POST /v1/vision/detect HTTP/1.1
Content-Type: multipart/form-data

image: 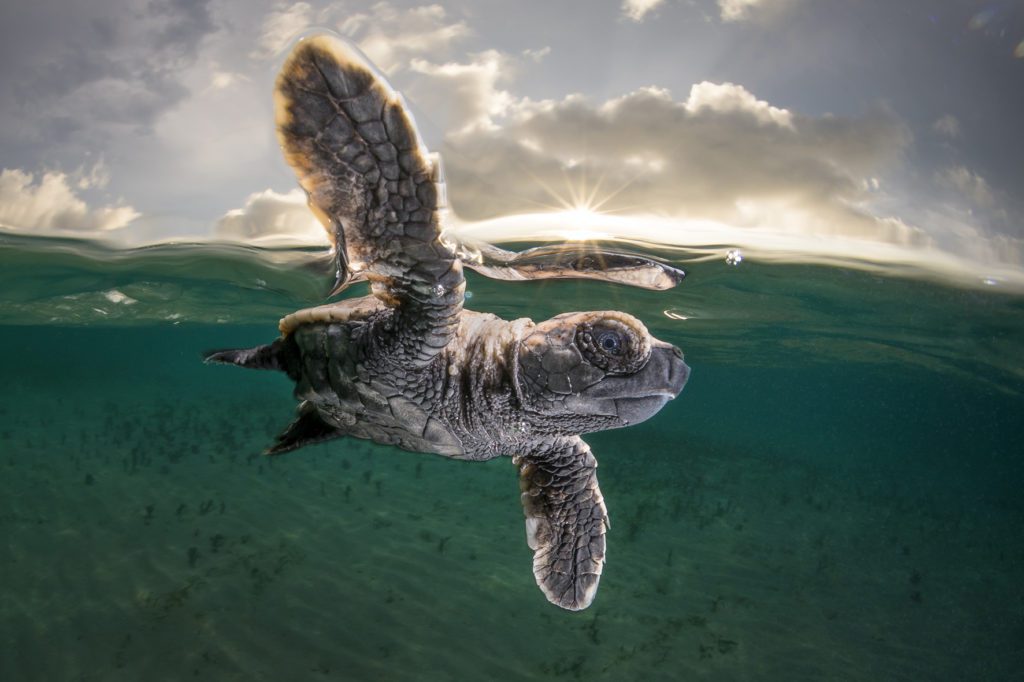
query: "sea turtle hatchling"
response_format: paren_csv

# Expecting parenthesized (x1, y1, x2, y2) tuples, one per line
(205, 35, 690, 610)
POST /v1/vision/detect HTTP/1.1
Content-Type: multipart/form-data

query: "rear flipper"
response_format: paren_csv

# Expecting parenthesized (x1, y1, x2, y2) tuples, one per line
(265, 401, 344, 455)
(516, 437, 609, 611)
(204, 342, 340, 455)
(202, 338, 299, 380)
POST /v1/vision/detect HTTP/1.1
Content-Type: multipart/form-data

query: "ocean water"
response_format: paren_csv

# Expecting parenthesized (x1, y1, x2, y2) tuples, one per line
(2, 233, 1022, 681)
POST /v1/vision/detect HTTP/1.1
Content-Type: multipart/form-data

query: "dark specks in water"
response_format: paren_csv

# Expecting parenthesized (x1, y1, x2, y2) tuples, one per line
(0, 252, 1021, 680)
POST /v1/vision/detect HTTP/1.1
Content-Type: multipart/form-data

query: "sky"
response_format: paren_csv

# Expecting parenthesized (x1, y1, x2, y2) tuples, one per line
(0, 0, 1022, 285)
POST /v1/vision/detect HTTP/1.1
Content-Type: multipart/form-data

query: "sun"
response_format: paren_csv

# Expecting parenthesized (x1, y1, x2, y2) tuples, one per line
(557, 205, 612, 241)
(522, 163, 647, 242)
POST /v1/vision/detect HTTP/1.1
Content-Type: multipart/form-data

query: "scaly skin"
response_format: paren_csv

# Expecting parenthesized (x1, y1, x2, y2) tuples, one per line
(205, 35, 689, 611)
(274, 35, 464, 367)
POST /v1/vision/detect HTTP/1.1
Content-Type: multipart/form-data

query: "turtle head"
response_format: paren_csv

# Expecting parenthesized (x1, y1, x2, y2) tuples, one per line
(515, 311, 689, 432)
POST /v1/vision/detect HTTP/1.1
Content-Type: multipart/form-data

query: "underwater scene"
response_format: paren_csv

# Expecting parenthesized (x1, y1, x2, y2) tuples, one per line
(2, 235, 1022, 680)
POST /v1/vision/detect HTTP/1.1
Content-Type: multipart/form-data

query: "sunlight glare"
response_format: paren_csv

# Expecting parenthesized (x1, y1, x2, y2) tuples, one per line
(559, 206, 612, 241)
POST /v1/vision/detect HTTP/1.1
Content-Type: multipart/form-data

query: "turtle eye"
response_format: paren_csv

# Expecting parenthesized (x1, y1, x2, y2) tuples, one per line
(597, 330, 623, 355)
(576, 319, 648, 374)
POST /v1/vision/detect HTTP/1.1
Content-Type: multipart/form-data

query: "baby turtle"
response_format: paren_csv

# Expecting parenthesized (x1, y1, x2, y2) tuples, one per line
(205, 35, 689, 610)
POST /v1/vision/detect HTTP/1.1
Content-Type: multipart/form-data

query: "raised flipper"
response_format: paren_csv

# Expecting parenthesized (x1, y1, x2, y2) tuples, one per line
(275, 35, 464, 366)
(515, 437, 609, 611)
(266, 400, 344, 455)
(203, 338, 301, 381)
(464, 241, 685, 291)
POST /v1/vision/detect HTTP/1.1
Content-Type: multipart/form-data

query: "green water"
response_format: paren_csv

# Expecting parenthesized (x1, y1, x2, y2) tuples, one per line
(2, 234, 1023, 680)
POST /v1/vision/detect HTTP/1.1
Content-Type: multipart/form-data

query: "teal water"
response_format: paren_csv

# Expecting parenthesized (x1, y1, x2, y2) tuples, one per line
(2, 234, 1023, 680)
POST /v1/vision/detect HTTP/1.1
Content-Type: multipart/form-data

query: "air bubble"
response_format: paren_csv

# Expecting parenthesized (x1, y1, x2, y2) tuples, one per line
(725, 249, 743, 266)
(431, 284, 446, 297)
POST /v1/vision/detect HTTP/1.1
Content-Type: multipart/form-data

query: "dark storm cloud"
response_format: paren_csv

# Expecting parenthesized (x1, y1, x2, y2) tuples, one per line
(0, 0, 215, 167)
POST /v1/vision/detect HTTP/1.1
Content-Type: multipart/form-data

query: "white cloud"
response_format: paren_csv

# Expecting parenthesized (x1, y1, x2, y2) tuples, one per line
(0, 168, 138, 233)
(684, 81, 794, 128)
(440, 81, 910, 247)
(408, 51, 515, 133)
(718, 0, 798, 22)
(339, 2, 470, 74)
(206, 70, 250, 92)
(253, 2, 314, 59)
(932, 114, 961, 138)
(150, 67, 270, 183)
(522, 47, 552, 63)
(190, 3, 1017, 290)
(622, 0, 666, 22)
(74, 158, 111, 190)
(940, 165, 994, 207)
(215, 188, 326, 244)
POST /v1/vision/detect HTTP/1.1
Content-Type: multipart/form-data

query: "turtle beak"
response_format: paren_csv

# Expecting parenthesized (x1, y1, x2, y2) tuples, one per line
(662, 344, 689, 397)
(609, 345, 688, 425)
(567, 343, 689, 426)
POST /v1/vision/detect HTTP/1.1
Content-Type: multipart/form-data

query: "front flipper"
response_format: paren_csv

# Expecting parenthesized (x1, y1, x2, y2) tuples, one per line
(465, 241, 685, 291)
(515, 437, 609, 611)
(275, 35, 463, 366)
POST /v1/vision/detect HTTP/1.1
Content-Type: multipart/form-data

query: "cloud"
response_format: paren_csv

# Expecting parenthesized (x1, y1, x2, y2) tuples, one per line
(932, 114, 961, 138)
(718, 0, 799, 22)
(684, 81, 794, 128)
(622, 0, 666, 22)
(439, 80, 915, 251)
(0, 168, 138, 233)
(522, 47, 552, 63)
(205, 70, 250, 92)
(338, 2, 470, 74)
(215, 188, 326, 244)
(204, 31, 1020, 287)
(74, 158, 111, 190)
(408, 51, 515, 133)
(0, 0, 216, 161)
(250, 2, 471, 72)
(939, 166, 994, 208)
(212, 79, 924, 254)
(252, 2, 314, 59)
